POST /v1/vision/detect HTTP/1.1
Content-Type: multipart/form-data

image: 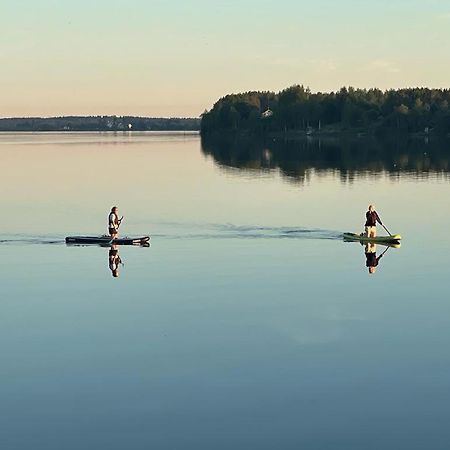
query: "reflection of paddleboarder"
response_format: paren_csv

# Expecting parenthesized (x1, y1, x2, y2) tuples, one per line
(365, 243, 381, 274)
(364, 243, 390, 275)
(108, 206, 123, 239)
(109, 244, 122, 278)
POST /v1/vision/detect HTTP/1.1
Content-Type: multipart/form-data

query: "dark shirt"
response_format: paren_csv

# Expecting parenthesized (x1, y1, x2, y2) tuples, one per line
(366, 252, 382, 267)
(365, 210, 382, 227)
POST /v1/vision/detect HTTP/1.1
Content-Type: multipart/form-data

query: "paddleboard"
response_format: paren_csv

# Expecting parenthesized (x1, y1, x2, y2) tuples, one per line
(343, 232, 401, 244)
(65, 235, 150, 245)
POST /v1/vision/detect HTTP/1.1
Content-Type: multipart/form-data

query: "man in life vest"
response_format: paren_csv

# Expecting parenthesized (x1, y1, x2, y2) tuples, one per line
(108, 206, 123, 239)
(364, 204, 383, 238)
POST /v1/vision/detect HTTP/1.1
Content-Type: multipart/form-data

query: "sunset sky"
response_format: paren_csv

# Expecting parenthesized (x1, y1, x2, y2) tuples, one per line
(1, 0, 449, 117)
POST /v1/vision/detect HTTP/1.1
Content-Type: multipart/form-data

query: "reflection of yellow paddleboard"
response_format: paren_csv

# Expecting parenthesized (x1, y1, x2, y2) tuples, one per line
(366, 241, 401, 249)
(343, 232, 402, 244)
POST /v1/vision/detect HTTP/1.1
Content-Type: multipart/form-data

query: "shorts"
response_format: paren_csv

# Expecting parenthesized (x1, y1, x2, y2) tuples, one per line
(365, 226, 376, 236)
(109, 227, 118, 234)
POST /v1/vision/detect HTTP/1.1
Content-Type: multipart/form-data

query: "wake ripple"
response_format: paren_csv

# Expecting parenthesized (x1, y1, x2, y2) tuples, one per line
(0, 235, 65, 245)
(0, 225, 343, 245)
(152, 223, 342, 241)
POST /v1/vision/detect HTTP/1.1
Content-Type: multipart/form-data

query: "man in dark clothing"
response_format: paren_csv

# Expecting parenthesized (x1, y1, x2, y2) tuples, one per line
(365, 204, 383, 237)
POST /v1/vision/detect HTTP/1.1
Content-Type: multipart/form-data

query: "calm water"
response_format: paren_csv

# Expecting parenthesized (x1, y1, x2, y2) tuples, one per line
(1, 132, 450, 449)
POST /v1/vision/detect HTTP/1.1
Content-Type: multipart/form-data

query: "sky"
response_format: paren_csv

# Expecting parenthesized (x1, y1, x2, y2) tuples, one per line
(1, 0, 449, 117)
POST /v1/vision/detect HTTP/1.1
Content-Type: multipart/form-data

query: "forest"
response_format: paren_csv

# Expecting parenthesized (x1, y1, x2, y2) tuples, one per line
(200, 86, 450, 135)
(0, 116, 200, 132)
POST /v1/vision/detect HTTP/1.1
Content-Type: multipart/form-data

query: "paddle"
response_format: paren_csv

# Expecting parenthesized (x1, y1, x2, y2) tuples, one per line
(379, 245, 391, 258)
(381, 223, 393, 236)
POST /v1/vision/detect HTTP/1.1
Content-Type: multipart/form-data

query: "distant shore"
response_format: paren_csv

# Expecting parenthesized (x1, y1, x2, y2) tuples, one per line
(0, 116, 200, 132)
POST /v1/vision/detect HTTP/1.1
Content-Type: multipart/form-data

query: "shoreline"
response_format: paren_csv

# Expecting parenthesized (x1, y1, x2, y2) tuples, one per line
(201, 129, 450, 140)
(0, 130, 200, 134)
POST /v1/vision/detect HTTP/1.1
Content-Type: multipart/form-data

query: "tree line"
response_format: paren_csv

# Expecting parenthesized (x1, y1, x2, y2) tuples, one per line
(201, 86, 450, 135)
(0, 116, 200, 132)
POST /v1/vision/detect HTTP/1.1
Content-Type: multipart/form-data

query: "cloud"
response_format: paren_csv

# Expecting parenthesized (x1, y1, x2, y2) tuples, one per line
(309, 59, 337, 72)
(361, 59, 400, 74)
(267, 57, 304, 68)
(258, 57, 337, 72)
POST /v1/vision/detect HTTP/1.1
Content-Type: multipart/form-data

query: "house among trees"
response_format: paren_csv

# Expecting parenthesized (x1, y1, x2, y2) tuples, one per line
(261, 108, 273, 118)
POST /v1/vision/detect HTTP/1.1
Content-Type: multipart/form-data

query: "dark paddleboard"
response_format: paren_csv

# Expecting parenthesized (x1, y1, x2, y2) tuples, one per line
(65, 235, 150, 245)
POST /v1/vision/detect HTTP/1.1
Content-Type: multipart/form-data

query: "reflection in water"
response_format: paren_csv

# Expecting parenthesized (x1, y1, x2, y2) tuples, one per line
(201, 133, 450, 182)
(364, 243, 395, 275)
(365, 243, 381, 274)
(108, 244, 123, 278)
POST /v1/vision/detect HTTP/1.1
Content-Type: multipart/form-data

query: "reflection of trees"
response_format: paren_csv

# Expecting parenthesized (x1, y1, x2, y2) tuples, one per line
(201, 133, 450, 183)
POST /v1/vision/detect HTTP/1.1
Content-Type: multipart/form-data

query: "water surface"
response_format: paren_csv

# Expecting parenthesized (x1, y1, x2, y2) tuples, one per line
(1, 132, 450, 450)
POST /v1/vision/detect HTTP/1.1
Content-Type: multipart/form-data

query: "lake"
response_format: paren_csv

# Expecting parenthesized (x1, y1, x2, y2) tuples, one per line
(1, 132, 450, 449)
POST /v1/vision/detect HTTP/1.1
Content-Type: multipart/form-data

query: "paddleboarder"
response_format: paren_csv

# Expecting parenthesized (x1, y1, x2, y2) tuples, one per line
(364, 204, 383, 238)
(108, 206, 123, 239)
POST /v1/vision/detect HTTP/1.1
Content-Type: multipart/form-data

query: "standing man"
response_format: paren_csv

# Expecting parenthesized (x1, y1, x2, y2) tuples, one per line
(365, 204, 383, 238)
(108, 206, 123, 240)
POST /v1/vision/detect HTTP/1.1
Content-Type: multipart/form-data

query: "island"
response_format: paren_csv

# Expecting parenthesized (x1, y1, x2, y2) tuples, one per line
(201, 85, 450, 136)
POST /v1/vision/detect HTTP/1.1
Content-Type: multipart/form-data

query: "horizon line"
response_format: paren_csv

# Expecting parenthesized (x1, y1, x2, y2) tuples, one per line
(0, 115, 200, 120)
